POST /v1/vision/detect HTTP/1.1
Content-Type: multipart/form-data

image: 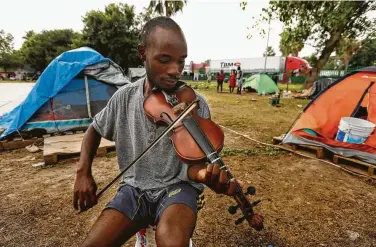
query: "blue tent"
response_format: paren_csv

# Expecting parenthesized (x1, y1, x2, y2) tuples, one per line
(0, 47, 129, 139)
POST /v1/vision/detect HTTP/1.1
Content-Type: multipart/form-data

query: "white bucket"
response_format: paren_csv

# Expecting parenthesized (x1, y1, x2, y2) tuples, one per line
(335, 117, 375, 144)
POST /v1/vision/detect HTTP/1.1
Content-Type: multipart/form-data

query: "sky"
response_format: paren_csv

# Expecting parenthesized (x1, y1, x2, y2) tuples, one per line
(0, 0, 317, 63)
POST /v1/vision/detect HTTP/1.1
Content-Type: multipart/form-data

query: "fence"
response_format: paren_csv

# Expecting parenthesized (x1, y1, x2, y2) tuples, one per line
(182, 66, 368, 82)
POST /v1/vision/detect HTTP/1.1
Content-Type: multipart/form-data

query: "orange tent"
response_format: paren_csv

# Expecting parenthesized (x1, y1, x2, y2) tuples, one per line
(283, 67, 376, 163)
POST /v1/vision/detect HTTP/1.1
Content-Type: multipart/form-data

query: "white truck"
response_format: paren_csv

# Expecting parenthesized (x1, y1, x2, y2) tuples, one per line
(209, 56, 310, 73)
(208, 56, 310, 82)
(208, 57, 286, 73)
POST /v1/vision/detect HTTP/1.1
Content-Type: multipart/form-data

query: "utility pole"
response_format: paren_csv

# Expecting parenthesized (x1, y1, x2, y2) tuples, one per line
(263, 18, 271, 73)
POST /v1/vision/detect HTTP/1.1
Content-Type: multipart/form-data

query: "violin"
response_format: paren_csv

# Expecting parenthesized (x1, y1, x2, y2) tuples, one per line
(143, 81, 264, 230)
(96, 81, 263, 230)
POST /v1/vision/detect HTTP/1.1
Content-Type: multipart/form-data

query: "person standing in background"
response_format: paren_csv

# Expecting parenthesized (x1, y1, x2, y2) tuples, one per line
(216, 70, 224, 93)
(236, 66, 243, 94)
(229, 70, 236, 93)
(207, 71, 212, 83)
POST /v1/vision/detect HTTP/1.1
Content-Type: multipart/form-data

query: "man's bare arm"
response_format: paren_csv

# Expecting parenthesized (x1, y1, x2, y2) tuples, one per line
(76, 125, 102, 175)
(73, 125, 102, 211)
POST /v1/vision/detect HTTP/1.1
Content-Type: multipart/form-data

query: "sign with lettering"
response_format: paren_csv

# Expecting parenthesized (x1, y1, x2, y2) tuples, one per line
(220, 62, 241, 68)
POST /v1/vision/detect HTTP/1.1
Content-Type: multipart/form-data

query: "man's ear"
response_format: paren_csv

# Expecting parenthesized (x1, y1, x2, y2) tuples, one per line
(138, 44, 146, 61)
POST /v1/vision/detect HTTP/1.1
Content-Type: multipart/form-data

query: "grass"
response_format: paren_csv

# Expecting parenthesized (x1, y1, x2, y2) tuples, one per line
(185, 81, 310, 142)
(221, 146, 285, 157)
(184, 80, 305, 93)
(277, 83, 305, 92)
(2, 78, 376, 247)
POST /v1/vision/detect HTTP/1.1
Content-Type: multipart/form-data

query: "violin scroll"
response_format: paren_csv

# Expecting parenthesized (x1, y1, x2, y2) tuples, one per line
(230, 184, 264, 230)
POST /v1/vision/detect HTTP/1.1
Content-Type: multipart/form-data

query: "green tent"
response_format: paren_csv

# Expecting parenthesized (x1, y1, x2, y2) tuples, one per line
(242, 74, 279, 95)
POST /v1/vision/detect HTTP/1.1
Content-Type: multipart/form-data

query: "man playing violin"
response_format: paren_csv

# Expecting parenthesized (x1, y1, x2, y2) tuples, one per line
(73, 16, 237, 247)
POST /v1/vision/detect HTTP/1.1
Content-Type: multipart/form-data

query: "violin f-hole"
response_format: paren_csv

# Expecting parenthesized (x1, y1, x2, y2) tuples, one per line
(160, 112, 174, 124)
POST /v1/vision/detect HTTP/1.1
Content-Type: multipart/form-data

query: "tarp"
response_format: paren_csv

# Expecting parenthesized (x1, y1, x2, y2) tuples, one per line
(0, 47, 128, 138)
(309, 77, 335, 98)
(128, 68, 146, 82)
(242, 74, 279, 95)
(283, 67, 376, 164)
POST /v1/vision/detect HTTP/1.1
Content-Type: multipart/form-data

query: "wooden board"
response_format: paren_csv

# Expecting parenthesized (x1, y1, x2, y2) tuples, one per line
(290, 143, 325, 159)
(333, 155, 376, 178)
(275, 142, 325, 159)
(272, 136, 284, 145)
(43, 133, 115, 164)
(0, 137, 43, 151)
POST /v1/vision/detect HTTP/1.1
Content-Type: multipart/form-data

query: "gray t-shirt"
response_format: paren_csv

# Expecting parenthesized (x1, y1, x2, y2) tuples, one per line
(92, 78, 210, 191)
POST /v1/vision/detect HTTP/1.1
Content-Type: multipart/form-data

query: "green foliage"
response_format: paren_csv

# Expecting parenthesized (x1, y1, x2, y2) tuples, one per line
(336, 38, 361, 71)
(19, 29, 81, 71)
(148, 0, 187, 17)
(263, 46, 276, 57)
(349, 36, 376, 67)
(0, 30, 13, 55)
(321, 56, 337, 70)
(302, 54, 317, 68)
(279, 29, 304, 57)
(81, 3, 143, 71)
(0, 30, 22, 71)
(248, 1, 376, 72)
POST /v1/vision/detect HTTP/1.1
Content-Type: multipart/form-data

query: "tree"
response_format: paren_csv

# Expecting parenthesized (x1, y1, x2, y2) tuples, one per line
(302, 54, 318, 68)
(336, 38, 361, 72)
(249, 1, 376, 82)
(81, 3, 142, 71)
(263, 46, 276, 57)
(349, 36, 376, 67)
(0, 30, 23, 71)
(19, 29, 81, 71)
(148, 0, 187, 17)
(279, 29, 304, 57)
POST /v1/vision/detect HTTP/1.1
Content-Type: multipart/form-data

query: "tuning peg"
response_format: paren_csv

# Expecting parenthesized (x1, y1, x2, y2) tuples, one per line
(235, 216, 246, 225)
(228, 204, 240, 215)
(246, 199, 262, 213)
(245, 186, 256, 195)
(251, 199, 261, 207)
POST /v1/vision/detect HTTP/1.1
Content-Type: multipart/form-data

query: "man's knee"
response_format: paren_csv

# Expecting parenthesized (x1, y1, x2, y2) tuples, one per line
(155, 204, 196, 247)
(156, 223, 192, 247)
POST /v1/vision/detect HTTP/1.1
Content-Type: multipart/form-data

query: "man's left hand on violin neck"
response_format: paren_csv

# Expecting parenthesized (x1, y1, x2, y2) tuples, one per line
(187, 163, 242, 196)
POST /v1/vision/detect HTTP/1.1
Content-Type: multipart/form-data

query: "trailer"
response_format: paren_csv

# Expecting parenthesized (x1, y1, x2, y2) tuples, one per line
(209, 57, 286, 73)
(208, 56, 310, 82)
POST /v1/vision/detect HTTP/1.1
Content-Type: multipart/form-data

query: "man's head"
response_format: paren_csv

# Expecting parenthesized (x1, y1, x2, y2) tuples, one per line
(138, 16, 187, 91)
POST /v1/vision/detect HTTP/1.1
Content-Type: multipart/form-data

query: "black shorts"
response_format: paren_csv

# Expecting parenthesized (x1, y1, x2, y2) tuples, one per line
(105, 183, 200, 226)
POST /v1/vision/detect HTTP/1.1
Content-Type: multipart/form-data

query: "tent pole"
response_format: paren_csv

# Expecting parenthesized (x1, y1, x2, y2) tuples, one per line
(85, 76, 93, 119)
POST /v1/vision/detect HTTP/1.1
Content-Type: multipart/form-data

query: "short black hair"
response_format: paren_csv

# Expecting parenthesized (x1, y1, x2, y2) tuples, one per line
(140, 16, 182, 47)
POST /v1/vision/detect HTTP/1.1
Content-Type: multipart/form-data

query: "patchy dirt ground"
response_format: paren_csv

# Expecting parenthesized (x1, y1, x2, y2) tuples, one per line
(1, 87, 376, 247)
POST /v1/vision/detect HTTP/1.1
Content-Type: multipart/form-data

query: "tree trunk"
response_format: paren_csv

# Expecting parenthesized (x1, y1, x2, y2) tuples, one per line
(309, 28, 345, 85)
(304, 67, 319, 89)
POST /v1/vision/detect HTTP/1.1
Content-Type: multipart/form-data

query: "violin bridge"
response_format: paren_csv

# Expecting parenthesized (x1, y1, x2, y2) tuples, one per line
(172, 102, 190, 114)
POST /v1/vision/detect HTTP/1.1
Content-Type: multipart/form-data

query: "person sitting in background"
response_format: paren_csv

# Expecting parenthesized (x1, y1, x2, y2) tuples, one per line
(229, 70, 236, 93)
